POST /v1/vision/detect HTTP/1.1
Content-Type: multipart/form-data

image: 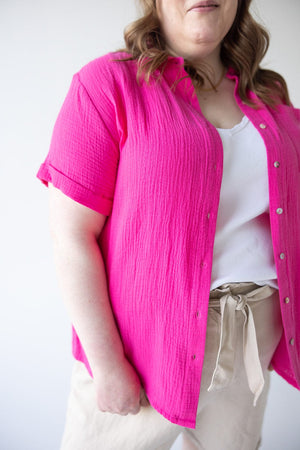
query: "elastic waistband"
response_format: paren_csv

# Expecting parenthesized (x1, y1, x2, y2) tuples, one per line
(209, 282, 277, 304)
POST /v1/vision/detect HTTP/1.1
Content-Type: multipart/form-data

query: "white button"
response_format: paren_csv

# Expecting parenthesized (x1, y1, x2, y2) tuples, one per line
(289, 338, 295, 346)
(284, 297, 290, 304)
(276, 208, 283, 215)
(207, 213, 211, 219)
(274, 161, 280, 168)
(259, 123, 267, 129)
(279, 253, 285, 260)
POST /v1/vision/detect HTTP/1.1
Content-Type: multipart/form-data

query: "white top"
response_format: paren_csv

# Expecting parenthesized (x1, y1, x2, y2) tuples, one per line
(210, 115, 278, 290)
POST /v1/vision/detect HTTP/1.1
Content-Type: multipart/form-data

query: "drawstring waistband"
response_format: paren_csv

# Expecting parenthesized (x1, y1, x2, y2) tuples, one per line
(207, 283, 277, 406)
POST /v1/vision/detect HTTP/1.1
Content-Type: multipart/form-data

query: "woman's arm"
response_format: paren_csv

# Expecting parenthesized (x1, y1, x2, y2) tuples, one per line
(48, 183, 148, 414)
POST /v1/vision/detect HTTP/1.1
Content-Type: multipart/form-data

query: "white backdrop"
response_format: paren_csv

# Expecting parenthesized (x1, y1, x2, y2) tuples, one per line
(1, 1, 299, 449)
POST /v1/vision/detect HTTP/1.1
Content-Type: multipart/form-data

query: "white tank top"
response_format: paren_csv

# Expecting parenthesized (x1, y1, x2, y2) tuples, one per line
(210, 115, 278, 290)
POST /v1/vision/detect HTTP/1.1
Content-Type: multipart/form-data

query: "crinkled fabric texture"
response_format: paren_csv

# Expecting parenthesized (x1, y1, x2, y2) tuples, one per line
(60, 283, 282, 450)
(36, 52, 300, 428)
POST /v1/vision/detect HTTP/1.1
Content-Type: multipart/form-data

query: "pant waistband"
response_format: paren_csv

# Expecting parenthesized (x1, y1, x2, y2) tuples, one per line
(207, 282, 277, 406)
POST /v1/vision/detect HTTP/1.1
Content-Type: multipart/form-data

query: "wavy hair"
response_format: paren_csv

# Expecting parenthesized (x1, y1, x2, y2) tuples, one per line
(116, 0, 291, 109)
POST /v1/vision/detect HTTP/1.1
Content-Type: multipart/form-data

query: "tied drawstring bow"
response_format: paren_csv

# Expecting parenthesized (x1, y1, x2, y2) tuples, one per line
(207, 284, 275, 406)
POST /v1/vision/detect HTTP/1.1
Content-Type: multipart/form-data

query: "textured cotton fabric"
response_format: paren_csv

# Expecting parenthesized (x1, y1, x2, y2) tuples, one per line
(36, 52, 300, 428)
(60, 283, 282, 450)
(212, 116, 278, 290)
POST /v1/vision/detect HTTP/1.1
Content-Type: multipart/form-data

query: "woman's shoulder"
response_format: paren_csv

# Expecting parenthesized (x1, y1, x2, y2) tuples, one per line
(75, 51, 137, 93)
(269, 101, 300, 127)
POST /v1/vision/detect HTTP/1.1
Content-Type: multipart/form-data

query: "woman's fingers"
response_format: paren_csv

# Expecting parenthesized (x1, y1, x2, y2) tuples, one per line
(140, 388, 150, 407)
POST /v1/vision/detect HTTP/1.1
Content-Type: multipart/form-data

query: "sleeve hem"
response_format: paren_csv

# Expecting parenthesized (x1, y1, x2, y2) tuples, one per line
(36, 162, 113, 216)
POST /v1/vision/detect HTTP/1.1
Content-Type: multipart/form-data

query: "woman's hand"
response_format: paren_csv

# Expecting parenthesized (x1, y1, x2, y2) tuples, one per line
(93, 356, 150, 415)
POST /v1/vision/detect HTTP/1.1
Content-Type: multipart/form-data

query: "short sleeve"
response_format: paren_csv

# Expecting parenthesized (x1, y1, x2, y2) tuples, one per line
(36, 73, 120, 216)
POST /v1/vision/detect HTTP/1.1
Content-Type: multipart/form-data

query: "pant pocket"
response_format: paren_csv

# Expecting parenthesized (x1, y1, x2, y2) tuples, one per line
(250, 292, 283, 372)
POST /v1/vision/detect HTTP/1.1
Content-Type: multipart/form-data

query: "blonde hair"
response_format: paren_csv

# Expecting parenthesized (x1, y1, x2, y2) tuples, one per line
(115, 0, 291, 109)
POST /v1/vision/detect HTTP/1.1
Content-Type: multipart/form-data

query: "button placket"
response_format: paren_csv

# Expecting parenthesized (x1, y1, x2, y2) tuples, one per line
(258, 121, 293, 350)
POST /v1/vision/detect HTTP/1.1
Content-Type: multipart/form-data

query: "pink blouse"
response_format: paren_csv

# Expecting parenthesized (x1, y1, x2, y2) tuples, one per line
(36, 52, 300, 428)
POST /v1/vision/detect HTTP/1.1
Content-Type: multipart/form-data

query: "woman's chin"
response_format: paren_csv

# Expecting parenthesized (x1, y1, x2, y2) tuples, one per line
(179, 40, 220, 61)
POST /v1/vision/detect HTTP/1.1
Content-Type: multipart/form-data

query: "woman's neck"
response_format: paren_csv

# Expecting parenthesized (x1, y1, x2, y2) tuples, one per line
(189, 47, 225, 90)
(166, 44, 226, 90)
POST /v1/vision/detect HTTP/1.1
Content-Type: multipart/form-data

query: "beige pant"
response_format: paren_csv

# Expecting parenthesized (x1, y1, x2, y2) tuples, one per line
(60, 283, 283, 450)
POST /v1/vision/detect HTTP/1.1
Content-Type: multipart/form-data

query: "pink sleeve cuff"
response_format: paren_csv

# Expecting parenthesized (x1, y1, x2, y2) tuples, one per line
(36, 162, 113, 216)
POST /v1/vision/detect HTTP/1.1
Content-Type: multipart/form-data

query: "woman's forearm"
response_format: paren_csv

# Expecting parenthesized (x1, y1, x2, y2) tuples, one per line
(51, 233, 125, 376)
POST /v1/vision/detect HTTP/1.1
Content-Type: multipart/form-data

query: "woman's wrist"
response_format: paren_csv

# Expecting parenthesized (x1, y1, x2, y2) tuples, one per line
(91, 349, 129, 380)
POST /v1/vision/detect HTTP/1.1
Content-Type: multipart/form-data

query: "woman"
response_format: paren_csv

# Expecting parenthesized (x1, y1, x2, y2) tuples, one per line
(36, 0, 300, 448)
